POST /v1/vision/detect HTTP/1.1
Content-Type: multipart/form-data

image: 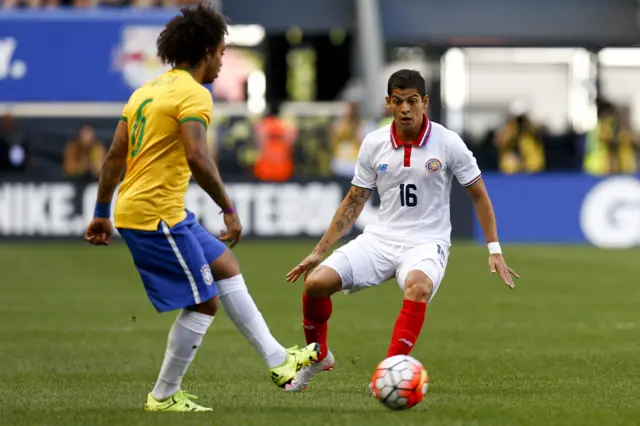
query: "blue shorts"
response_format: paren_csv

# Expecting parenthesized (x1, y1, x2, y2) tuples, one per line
(118, 211, 227, 313)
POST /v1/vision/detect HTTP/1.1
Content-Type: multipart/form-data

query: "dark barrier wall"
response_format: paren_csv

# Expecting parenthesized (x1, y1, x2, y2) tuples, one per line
(478, 173, 640, 248)
(0, 179, 474, 241)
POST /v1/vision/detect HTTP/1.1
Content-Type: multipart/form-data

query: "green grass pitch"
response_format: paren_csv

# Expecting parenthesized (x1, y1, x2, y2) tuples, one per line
(1, 241, 639, 426)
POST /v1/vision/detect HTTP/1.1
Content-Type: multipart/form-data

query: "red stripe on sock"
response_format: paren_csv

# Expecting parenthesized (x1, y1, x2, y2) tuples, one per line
(302, 293, 332, 360)
(386, 299, 427, 357)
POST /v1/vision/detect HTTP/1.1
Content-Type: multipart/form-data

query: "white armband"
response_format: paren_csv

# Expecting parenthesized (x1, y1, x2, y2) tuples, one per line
(487, 242, 502, 255)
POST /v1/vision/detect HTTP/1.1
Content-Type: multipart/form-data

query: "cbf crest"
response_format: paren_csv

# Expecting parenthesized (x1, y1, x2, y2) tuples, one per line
(201, 264, 214, 286)
(426, 158, 442, 174)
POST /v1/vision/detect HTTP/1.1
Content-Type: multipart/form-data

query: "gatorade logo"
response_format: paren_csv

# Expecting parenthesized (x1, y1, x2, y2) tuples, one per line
(580, 176, 640, 248)
(0, 37, 27, 80)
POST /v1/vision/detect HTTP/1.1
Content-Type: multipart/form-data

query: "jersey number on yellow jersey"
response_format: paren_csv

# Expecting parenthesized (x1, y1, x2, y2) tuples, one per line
(130, 98, 153, 158)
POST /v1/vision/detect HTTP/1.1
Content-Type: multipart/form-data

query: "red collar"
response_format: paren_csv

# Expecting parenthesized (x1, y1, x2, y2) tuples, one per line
(390, 114, 432, 149)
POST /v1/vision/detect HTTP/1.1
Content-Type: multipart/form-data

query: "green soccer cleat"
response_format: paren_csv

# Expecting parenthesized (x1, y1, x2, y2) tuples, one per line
(270, 343, 320, 388)
(144, 390, 213, 413)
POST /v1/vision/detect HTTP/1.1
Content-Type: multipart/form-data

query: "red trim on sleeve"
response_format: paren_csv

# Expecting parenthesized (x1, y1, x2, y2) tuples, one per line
(463, 174, 482, 187)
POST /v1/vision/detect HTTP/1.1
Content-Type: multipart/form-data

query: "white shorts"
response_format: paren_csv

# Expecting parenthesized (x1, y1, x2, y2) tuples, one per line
(321, 232, 449, 302)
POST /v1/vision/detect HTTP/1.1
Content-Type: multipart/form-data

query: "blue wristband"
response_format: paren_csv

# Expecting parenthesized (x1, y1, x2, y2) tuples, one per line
(94, 202, 111, 219)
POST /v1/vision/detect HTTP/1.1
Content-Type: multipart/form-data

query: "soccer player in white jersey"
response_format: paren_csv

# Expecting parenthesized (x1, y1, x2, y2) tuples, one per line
(284, 69, 519, 392)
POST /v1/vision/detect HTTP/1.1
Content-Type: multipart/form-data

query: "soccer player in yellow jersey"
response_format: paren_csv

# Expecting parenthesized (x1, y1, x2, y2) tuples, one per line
(83, 4, 318, 413)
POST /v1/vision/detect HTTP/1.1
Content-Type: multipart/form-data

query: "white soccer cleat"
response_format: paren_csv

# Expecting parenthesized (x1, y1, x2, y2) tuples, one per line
(284, 349, 335, 392)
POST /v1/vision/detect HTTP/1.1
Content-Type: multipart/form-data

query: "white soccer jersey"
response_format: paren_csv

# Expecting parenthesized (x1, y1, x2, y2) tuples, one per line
(351, 116, 481, 246)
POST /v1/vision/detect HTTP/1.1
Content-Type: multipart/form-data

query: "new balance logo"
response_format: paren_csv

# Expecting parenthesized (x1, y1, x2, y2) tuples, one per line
(378, 164, 388, 172)
(437, 244, 446, 267)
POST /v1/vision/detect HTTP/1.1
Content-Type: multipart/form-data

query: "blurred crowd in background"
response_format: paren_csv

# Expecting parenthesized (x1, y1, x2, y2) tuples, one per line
(1, 0, 639, 182)
(2, 98, 638, 182)
(0, 0, 637, 250)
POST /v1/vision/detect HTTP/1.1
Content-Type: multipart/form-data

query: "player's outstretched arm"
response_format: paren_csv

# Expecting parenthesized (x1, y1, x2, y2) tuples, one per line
(465, 179, 519, 288)
(181, 121, 242, 247)
(315, 185, 371, 255)
(286, 185, 371, 282)
(85, 120, 129, 246)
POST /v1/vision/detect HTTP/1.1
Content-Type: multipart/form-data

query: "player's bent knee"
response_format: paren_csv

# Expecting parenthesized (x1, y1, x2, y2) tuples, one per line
(210, 249, 241, 281)
(191, 296, 219, 316)
(304, 266, 342, 299)
(404, 270, 433, 302)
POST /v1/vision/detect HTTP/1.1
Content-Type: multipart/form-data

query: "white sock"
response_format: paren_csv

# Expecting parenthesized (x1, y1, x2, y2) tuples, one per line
(216, 274, 287, 368)
(151, 309, 214, 400)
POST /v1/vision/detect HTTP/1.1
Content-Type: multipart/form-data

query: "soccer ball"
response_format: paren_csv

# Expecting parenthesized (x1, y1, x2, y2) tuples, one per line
(370, 355, 429, 410)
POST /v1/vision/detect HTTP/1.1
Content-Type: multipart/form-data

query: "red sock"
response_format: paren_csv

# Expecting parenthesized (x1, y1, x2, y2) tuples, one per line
(302, 293, 332, 361)
(387, 299, 427, 357)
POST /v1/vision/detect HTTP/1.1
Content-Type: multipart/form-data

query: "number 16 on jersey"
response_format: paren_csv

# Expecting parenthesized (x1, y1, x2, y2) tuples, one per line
(399, 184, 418, 207)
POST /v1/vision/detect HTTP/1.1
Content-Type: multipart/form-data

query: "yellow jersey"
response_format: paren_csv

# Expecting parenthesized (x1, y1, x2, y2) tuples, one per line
(115, 69, 213, 231)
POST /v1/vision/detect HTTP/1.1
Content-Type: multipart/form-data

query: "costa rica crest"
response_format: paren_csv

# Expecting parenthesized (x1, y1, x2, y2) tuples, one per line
(426, 158, 442, 173)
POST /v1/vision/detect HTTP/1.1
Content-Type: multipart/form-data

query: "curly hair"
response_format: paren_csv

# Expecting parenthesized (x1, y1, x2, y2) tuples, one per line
(157, 3, 228, 68)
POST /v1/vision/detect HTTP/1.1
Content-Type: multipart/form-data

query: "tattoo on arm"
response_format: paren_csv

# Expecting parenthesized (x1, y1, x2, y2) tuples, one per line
(334, 187, 369, 231)
(97, 156, 124, 202)
(97, 122, 128, 203)
(315, 186, 371, 254)
(182, 122, 233, 210)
